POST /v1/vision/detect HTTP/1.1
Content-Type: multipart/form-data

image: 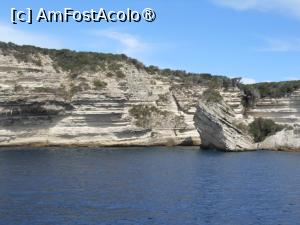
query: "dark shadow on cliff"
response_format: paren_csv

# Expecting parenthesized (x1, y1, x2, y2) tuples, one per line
(0, 100, 73, 132)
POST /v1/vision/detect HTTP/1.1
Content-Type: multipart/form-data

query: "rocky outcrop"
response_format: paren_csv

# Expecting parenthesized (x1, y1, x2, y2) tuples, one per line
(0, 44, 201, 147)
(194, 101, 255, 151)
(246, 90, 300, 125)
(194, 97, 300, 152)
(0, 42, 299, 151)
(244, 90, 300, 151)
(258, 127, 300, 151)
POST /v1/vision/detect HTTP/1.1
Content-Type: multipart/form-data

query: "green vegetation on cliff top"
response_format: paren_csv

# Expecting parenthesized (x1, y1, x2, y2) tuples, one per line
(240, 81, 300, 108)
(0, 42, 237, 90)
(201, 89, 223, 103)
(1, 41, 299, 101)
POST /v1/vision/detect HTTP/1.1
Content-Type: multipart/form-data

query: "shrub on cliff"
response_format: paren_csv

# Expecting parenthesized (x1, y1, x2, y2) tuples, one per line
(106, 72, 114, 77)
(93, 80, 107, 90)
(116, 71, 126, 78)
(0, 41, 146, 72)
(33, 87, 54, 93)
(130, 105, 160, 127)
(241, 80, 300, 106)
(145, 65, 160, 75)
(129, 105, 169, 128)
(248, 118, 285, 142)
(156, 93, 170, 104)
(202, 89, 223, 103)
(241, 85, 261, 108)
(104, 70, 125, 79)
(252, 81, 300, 98)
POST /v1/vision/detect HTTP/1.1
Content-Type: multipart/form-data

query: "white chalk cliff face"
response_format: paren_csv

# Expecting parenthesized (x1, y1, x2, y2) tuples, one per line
(194, 90, 300, 151)
(0, 42, 299, 151)
(194, 101, 255, 151)
(249, 92, 300, 151)
(0, 45, 201, 147)
(246, 90, 300, 125)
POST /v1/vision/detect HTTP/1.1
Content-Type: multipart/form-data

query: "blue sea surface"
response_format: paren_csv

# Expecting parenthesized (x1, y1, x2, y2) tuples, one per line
(0, 147, 300, 225)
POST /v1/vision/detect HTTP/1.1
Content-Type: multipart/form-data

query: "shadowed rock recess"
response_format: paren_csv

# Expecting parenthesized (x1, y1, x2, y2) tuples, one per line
(0, 42, 299, 151)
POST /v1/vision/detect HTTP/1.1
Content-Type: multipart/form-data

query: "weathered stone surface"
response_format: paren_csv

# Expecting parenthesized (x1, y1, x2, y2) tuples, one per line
(194, 101, 255, 151)
(0, 46, 201, 147)
(194, 96, 300, 152)
(246, 90, 300, 125)
(258, 127, 300, 151)
(0, 42, 299, 151)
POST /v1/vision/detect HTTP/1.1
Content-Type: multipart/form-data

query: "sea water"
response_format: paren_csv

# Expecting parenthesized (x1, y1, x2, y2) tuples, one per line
(0, 147, 299, 225)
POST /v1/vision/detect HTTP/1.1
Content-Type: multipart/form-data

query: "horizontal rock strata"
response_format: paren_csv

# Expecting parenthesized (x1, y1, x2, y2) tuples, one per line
(0, 42, 299, 151)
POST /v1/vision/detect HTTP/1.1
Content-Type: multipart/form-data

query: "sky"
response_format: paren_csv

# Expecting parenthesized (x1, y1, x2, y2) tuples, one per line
(1, 0, 300, 83)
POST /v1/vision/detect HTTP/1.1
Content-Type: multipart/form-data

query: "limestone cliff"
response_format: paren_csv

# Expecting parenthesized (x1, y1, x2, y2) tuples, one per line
(194, 90, 300, 151)
(0, 42, 299, 151)
(0, 42, 201, 147)
(194, 101, 255, 151)
(247, 90, 300, 151)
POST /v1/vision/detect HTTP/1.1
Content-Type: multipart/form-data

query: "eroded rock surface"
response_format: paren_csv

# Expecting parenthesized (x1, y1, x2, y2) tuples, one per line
(259, 128, 300, 151)
(0, 44, 201, 147)
(194, 96, 300, 151)
(194, 101, 255, 151)
(0, 42, 299, 151)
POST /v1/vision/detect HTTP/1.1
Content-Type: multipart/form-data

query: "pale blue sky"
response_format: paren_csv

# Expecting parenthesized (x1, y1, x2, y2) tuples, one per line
(1, 0, 300, 83)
